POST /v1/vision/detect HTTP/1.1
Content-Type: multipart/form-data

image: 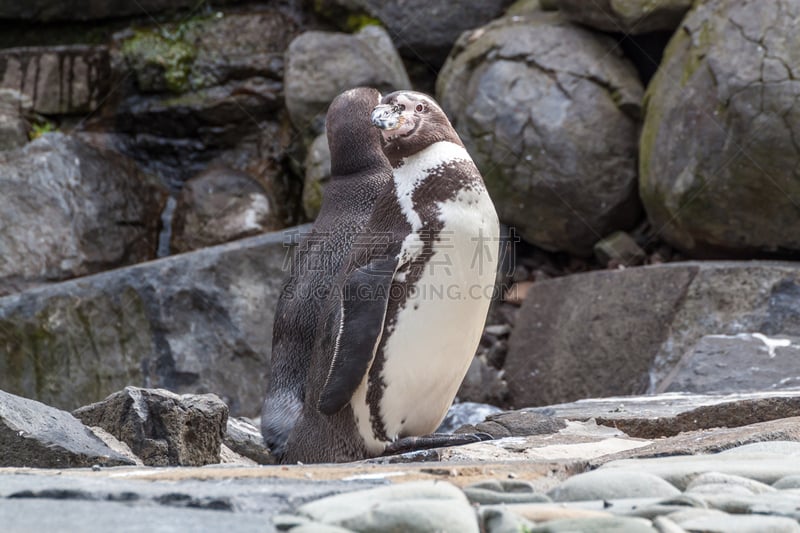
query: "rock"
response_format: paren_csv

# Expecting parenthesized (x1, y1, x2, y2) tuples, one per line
(0, 226, 301, 417)
(87, 426, 144, 466)
(456, 357, 509, 405)
(219, 443, 258, 466)
(555, 0, 693, 34)
(224, 417, 273, 465)
(478, 506, 537, 533)
(504, 262, 800, 408)
(284, 25, 411, 134)
(0, 132, 166, 296)
(0, 0, 238, 21)
(297, 481, 479, 533)
(0, 45, 110, 114)
(467, 410, 567, 439)
(170, 166, 278, 253)
(437, 12, 643, 256)
(662, 333, 800, 393)
(640, 0, 800, 257)
(528, 516, 658, 532)
(317, 0, 516, 66)
(548, 469, 680, 502)
(464, 480, 551, 504)
(437, 402, 503, 433)
(302, 132, 331, 220)
(0, 389, 135, 468)
(0, 89, 30, 150)
(73, 387, 228, 467)
(668, 508, 800, 532)
(686, 472, 776, 495)
(594, 231, 646, 267)
(773, 475, 800, 490)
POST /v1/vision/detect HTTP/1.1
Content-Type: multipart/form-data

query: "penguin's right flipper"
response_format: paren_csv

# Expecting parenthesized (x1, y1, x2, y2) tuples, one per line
(317, 255, 399, 415)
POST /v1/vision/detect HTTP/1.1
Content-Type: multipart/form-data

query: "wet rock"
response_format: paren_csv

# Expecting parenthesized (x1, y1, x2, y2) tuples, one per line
(464, 480, 551, 504)
(73, 387, 228, 466)
(0, 89, 30, 150)
(505, 262, 800, 407)
(437, 402, 502, 433)
(302, 132, 331, 220)
(0, 389, 135, 468)
(0, 227, 298, 417)
(437, 12, 643, 256)
(662, 334, 800, 393)
(296, 481, 479, 533)
(170, 166, 278, 253)
(555, 0, 693, 34)
(0, 45, 110, 114)
(640, 0, 800, 257)
(594, 231, 646, 267)
(284, 25, 411, 134)
(224, 417, 273, 465)
(0, 132, 166, 296)
(548, 469, 680, 502)
(316, 0, 515, 67)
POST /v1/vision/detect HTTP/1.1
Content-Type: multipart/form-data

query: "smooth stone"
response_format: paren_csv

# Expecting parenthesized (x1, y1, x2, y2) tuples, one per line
(652, 516, 688, 533)
(494, 504, 614, 522)
(464, 480, 551, 504)
(291, 524, 355, 533)
(273, 513, 311, 530)
(686, 483, 755, 497)
(548, 469, 680, 502)
(528, 516, 657, 532)
(479, 506, 537, 533)
(669, 508, 800, 533)
(297, 481, 479, 533)
(686, 472, 776, 494)
(773, 475, 800, 489)
(697, 493, 800, 520)
(719, 441, 800, 456)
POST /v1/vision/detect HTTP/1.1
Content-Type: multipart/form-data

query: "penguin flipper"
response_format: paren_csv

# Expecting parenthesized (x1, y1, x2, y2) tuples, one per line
(318, 256, 399, 415)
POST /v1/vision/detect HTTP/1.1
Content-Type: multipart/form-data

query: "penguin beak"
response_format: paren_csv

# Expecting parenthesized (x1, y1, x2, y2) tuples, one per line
(371, 104, 401, 130)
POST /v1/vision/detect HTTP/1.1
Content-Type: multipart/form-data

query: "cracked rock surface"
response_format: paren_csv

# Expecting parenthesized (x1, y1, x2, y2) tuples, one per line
(555, 0, 693, 34)
(640, 0, 800, 258)
(437, 11, 643, 256)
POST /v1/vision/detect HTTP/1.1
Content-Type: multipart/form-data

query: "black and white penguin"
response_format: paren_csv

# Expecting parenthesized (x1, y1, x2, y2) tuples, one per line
(281, 90, 500, 463)
(261, 87, 393, 459)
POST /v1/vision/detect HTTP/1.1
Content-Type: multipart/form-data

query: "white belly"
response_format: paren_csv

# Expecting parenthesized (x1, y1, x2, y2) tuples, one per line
(353, 183, 500, 453)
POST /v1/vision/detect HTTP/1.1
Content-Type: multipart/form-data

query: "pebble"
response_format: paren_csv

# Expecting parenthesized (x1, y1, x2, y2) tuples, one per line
(548, 469, 680, 502)
(463, 480, 551, 504)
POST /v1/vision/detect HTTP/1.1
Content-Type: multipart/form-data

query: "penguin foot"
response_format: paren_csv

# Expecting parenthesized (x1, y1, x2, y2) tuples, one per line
(382, 432, 494, 457)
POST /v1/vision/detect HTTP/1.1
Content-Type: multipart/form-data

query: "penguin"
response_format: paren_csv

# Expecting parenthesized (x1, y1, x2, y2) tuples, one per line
(261, 87, 393, 459)
(281, 90, 500, 463)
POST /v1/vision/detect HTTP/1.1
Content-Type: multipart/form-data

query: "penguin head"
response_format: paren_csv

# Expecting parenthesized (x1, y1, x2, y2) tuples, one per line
(326, 87, 389, 176)
(371, 91, 462, 163)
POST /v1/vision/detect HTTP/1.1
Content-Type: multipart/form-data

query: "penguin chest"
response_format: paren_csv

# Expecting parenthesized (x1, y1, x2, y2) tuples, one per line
(355, 179, 500, 452)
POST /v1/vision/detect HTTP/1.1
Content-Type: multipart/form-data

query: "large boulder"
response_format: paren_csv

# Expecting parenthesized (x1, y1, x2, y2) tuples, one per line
(554, 0, 693, 34)
(284, 25, 411, 134)
(0, 45, 110, 115)
(437, 12, 643, 256)
(170, 166, 279, 253)
(504, 262, 800, 408)
(0, 389, 135, 468)
(0, 89, 30, 151)
(639, 0, 800, 258)
(315, 0, 516, 66)
(73, 387, 228, 466)
(0, 132, 166, 296)
(0, 227, 305, 417)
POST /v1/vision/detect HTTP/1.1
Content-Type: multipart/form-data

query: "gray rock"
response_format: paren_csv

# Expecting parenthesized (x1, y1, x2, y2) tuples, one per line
(0, 0, 239, 21)
(437, 402, 503, 433)
(225, 417, 273, 465)
(170, 166, 278, 253)
(73, 387, 228, 467)
(663, 334, 800, 393)
(528, 516, 657, 532)
(685, 472, 776, 494)
(651, 516, 689, 533)
(594, 231, 646, 267)
(548, 469, 680, 502)
(555, 0, 693, 34)
(0, 88, 30, 150)
(0, 227, 299, 417)
(0, 132, 166, 296)
(479, 506, 537, 533)
(0, 389, 135, 468)
(292, 524, 355, 533)
(317, 0, 515, 66)
(669, 508, 800, 533)
(0, 45, 110, 114)
(87, 426, 144, 466)
(284, 25, 411, 133)
(437, 12, 643, 256)
(504, 262, 800, 408)
(464, 480, 551, 504)
(639, 0, 800, 257)
(466, 410, 567, 439)
(774, 475, 800, 489)
(456, 356, 509, 405)
(297, 481, 479, 533)
(302, 132, 331, 220)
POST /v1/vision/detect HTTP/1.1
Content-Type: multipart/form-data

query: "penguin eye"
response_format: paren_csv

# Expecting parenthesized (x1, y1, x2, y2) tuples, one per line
(415, 103, 424, 112)
(394, 104, 404, 112)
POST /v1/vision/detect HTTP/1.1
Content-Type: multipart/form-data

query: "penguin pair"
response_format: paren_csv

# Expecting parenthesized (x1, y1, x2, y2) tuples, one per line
(263, 87, 500, 463)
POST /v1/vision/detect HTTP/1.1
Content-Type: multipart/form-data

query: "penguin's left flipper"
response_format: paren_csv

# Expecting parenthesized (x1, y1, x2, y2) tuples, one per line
(382, 432, 495, 456)
(317, 255, 400, 416)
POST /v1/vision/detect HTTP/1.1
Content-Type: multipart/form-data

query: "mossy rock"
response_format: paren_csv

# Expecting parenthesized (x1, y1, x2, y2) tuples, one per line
(121, 28, 196, 93)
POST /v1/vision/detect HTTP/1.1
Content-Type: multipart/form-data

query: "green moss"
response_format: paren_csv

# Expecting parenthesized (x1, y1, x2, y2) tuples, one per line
(121, 28, 197, 93)
(344, 13, 382, 32)
(312, 0, 382, 33)
(29, 120, 57, 140)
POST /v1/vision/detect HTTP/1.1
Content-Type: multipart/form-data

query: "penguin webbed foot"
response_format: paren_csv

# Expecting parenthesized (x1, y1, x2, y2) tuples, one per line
(382, 432, 494, 457)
